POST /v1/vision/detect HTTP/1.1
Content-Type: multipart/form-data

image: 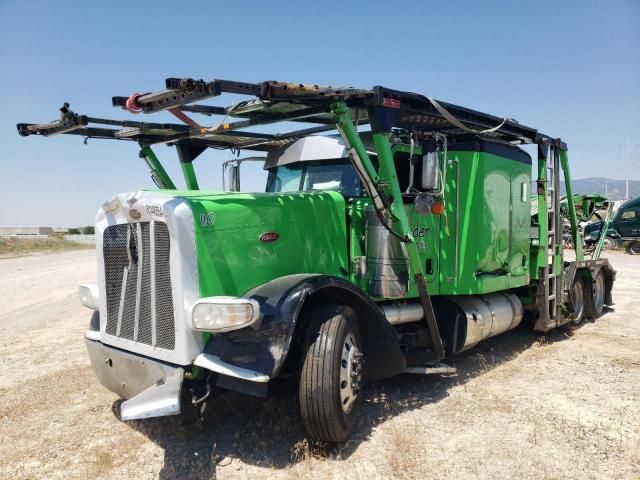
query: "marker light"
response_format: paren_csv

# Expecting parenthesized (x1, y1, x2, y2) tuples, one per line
(78, 282, 100, 310)
(191, 297, 260, 333)
(431, 202, 445, 215)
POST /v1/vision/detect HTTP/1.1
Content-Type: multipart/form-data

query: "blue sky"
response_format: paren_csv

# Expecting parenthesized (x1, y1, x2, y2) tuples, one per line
(1, 0, 638, 226)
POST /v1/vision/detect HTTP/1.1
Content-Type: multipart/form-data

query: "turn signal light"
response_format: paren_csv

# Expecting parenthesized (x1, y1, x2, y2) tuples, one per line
(431, 202, 445, 215)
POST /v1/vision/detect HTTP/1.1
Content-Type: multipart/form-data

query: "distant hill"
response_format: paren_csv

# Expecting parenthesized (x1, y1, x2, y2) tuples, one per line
(559, 177, 640, 200)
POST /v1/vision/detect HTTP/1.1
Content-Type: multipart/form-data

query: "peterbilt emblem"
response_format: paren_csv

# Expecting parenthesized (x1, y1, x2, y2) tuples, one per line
(259, 232, 279, 243)
(200, 212, 216, 227)
(129, 208, 141, 220)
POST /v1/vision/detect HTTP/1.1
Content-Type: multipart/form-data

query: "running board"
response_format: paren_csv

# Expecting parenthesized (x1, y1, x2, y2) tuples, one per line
(403, 363, 456, 375)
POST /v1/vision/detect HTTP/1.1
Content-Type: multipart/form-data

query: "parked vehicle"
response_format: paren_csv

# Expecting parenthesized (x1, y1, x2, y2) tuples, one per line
(584, 196, 640, 254)
(17, 78, 616, 442)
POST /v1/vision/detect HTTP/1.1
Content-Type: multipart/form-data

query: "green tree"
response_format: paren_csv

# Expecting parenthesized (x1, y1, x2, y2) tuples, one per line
(82, 226, 95, 234)
(68, 228, 81, 235)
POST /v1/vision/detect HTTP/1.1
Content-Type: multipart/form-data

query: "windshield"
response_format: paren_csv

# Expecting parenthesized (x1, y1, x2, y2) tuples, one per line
(266, 160, 363, 197)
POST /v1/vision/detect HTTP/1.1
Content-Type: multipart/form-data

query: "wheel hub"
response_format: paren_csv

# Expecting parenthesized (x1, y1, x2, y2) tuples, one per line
(339, 333, 363, 414)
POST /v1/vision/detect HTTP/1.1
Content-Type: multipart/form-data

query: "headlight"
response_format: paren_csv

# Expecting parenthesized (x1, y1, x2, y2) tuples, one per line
(78, 282, 99, 310)
(191, 297, 260, 333)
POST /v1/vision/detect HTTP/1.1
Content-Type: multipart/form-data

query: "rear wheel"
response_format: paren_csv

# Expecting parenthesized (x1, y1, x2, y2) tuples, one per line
(569, 278, 585, 324)
(628, 241, 640, 255)
(584, 271, 605, 320)
(298, 305, 363, 442)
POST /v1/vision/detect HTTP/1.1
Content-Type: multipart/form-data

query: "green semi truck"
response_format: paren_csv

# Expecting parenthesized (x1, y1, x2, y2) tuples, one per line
(18, 78, 616, 442)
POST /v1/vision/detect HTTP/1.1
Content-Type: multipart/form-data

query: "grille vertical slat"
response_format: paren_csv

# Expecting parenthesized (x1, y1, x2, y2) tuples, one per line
(137, 223, 153, 345)
(154, 223, 175, 350)
(119, 262, 138, 340)
(103, 222, 175, 351)
(104, 225, 128, 336)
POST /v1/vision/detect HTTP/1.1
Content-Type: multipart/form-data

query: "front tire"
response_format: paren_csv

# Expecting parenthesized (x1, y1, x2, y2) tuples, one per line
(298, 305, 363, 442)
(602, 237, 616, 250)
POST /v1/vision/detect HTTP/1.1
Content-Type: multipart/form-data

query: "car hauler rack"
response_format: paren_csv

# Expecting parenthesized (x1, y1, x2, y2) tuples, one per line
(17, 77, 615, 442)
(18, 76, 614, 332)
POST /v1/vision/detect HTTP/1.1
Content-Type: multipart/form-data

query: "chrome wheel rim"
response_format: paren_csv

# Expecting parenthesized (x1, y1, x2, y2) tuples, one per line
(571, 281, 584, 323)
(603, 238, 615, 249)
(594, 274, 605, 311)
(339, 333, 362, 414)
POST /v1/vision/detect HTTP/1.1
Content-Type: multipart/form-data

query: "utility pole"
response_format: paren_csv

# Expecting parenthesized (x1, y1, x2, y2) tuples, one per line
(626, 134, 630, 200)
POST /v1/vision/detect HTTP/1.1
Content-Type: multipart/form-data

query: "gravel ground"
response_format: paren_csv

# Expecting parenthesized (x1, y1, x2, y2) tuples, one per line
(0, 249, 638, 479)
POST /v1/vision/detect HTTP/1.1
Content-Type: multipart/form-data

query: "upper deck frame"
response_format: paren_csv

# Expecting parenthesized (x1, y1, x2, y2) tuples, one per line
(16, 77, 565, 152)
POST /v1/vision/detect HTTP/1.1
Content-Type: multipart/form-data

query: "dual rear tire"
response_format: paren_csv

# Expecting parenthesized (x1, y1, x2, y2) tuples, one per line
(583, 271, 606, 320)
(570, 270, 606, 323)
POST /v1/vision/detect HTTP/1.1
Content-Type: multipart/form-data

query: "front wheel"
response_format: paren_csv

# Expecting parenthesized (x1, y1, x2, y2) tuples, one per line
(298, 305, 363, 442)
(602, 237, 616, 250)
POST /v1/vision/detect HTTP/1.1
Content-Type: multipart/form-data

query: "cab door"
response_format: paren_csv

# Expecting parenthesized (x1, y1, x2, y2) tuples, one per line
(617, 207, 639, 238)
(509, 169, 531, 277)
(408, 206, 440, 285)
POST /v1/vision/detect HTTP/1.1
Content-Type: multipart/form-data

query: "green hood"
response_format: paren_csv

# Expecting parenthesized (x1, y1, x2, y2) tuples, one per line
(170, 190, 349, 297)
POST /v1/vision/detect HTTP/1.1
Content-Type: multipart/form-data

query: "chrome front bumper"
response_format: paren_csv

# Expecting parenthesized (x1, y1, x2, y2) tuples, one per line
(85, 337, 184, 421)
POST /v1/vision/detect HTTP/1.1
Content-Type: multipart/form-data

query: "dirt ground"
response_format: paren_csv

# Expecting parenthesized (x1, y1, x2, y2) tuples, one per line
(0, 249, 638, 480)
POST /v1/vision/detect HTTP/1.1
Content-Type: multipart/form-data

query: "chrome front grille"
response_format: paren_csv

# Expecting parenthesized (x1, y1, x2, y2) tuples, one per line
(103, 222, 175, 350)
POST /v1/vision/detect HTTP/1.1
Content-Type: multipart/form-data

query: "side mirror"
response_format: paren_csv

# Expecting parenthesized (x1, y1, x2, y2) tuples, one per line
(420, 152, 440, 191)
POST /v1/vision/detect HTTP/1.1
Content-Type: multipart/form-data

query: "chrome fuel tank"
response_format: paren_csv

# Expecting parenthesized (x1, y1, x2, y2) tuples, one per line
(445, 292, 523, 352)
(365, 207, 409, 298)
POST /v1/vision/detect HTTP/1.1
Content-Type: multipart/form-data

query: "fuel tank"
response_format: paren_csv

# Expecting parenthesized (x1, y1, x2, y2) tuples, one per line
(435, 292, 523, 355)
(365, 207, 410, 298)
(382, 292, 523, 356)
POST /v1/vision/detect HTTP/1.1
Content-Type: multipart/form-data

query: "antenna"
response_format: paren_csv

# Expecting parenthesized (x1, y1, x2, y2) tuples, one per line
(625, 133, 630, 200)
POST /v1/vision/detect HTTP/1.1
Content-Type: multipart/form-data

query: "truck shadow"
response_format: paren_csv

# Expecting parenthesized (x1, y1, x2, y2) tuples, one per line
(116, 319, 594, 479)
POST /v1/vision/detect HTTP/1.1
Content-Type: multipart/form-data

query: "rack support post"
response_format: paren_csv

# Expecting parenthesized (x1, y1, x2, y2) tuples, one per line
(139, 143, 176, 190)
(559, 149, 584, 261)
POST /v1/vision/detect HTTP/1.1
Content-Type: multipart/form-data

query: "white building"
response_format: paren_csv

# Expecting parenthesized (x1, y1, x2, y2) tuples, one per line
(0, 226, 54, 236)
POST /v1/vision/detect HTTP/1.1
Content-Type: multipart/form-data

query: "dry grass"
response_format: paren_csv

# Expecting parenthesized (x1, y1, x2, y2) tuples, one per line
(91, 449, 115, 476)
(1, 250, 639, 480)
(385, 423, 425, 479)
(0, 236, 93, 256)
(474, 350, 497, 373)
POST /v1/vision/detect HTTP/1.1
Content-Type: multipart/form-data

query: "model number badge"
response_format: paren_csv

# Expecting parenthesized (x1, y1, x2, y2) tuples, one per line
(259, 232, 279, 243)
(145, 205, 164, 218)
(200, 212, 216, 227)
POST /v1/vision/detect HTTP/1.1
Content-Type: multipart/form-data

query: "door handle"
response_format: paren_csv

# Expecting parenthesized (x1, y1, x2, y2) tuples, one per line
(426, 258, 433, 275)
